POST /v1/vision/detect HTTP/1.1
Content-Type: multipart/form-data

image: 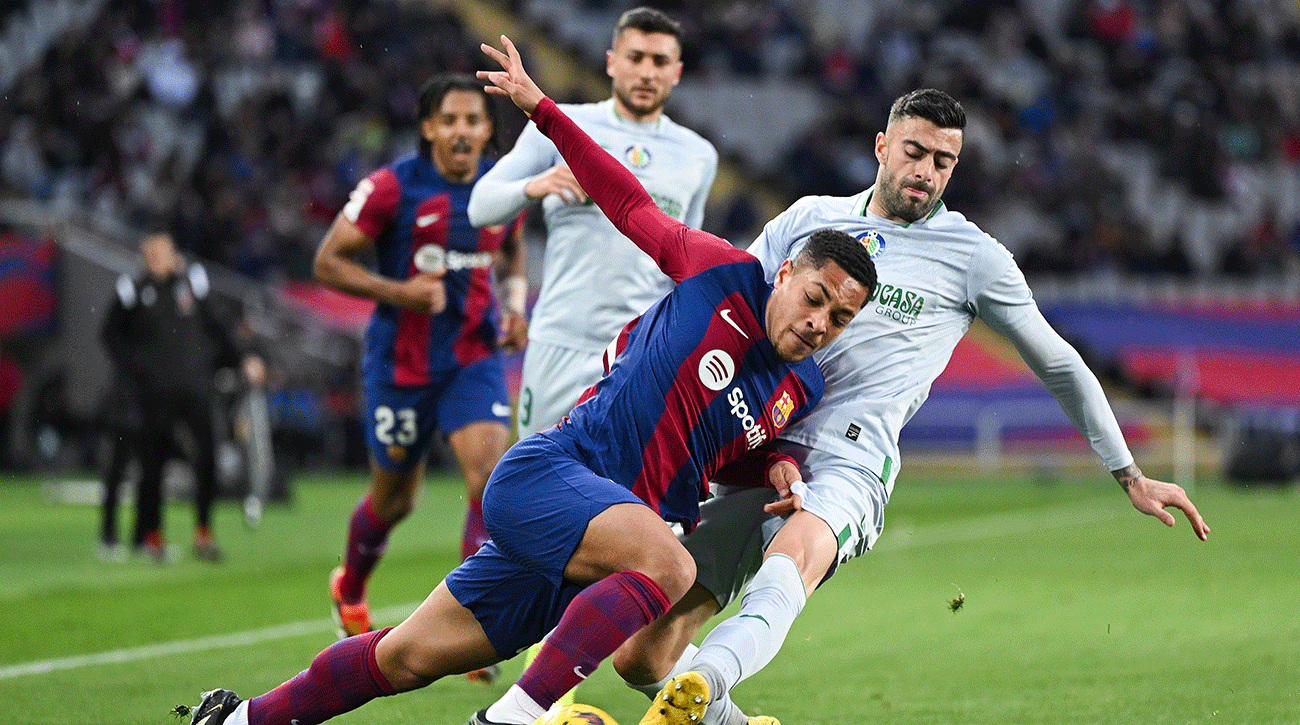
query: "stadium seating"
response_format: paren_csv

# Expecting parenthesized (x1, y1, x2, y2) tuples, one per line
(900, 334, 1150, 458)
(1042, 299, 1300, 406)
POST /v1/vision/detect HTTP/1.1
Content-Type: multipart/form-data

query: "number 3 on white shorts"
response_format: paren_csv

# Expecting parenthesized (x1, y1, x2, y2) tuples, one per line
(374, 405, 417, 446)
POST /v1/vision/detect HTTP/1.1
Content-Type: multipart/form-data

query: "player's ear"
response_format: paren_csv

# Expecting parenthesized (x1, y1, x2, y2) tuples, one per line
(772, 260, 795, 290)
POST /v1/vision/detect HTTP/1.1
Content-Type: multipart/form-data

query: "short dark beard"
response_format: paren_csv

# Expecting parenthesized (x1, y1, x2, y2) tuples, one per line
(877, 176, 938, 223)
(613, 86, 664, 122)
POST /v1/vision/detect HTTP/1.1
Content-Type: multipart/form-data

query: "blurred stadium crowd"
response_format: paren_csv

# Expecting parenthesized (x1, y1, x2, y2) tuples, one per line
(1, 0, 499, 280)
(3, 0, 1299, 280)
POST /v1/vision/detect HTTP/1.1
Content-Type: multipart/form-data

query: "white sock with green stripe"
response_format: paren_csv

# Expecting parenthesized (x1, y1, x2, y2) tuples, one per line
(691, 553, 806, 720)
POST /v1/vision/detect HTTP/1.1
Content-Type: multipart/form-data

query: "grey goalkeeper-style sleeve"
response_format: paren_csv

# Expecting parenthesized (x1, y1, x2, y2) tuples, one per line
(973, 262, 1135, 472)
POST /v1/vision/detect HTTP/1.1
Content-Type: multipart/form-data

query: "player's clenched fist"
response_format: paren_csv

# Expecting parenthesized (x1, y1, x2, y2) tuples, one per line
(399, 273, 446, 315)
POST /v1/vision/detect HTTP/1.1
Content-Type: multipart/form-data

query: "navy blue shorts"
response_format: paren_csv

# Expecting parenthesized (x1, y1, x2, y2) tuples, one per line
(444, 434, 645, 658)
(362, 355, 510, 472)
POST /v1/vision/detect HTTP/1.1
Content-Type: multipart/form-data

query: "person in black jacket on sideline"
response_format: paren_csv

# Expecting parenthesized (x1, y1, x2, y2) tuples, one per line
(100, 230, 264, 561)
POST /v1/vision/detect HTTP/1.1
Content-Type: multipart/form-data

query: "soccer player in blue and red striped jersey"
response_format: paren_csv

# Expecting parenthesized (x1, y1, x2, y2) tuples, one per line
(312, 73, 528, 644)
(177, 39, 875, 725)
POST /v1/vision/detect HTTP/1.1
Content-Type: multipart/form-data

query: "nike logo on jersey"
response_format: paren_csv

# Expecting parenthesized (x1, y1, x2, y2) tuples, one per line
(573, 665, 590, 679)
(719, 308, 748, 338)
(416, 212, 441, 227)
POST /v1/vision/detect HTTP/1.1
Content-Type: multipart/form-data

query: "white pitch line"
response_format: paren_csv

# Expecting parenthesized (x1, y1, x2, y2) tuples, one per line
(0, 604, 417, 681)
(1, 498, 1121, 681)
(874, 498, 1121, 551)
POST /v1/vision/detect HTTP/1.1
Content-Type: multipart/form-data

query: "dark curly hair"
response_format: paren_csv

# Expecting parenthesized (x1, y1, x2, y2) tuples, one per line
(794, 228, 878, 303)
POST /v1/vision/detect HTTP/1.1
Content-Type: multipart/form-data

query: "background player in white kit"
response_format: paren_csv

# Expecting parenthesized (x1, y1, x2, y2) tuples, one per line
(619, 88, 1211, 725)
(467, 6, 717, 440)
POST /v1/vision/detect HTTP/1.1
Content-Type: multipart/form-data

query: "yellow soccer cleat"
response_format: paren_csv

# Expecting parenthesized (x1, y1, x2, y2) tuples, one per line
(637, 672, 709, 725)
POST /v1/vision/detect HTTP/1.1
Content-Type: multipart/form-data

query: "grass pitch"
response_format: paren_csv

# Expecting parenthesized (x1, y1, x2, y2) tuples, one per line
(2, 468, 1297, 724)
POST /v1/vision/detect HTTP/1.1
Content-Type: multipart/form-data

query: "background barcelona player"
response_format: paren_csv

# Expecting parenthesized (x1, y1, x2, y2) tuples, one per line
(311, 73, 527, 658)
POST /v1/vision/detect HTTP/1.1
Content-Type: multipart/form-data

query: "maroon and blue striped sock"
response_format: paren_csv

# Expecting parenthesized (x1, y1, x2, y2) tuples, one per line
(518, 571, 671, 709)
(461, 497, 490, 561)
(248, 627, 397, 725)
(338, 494, 390, 601)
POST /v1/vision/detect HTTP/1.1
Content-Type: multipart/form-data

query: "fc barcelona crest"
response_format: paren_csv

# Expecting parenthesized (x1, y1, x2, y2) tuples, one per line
(772, 391, 794, 429)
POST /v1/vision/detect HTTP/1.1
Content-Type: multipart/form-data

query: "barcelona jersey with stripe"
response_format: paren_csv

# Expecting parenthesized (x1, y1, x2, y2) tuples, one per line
(344, 153, 522, 386)
(541, 260, 821, 528)
(526, 97, 824, 528)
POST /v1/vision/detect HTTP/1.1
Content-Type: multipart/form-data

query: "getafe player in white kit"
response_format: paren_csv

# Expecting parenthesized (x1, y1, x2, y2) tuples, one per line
(622, 88, 1211, 725)
(468, 6, 717, 440)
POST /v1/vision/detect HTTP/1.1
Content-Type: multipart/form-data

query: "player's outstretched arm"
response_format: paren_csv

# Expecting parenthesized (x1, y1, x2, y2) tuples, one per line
(1114, 464, 1210, 541)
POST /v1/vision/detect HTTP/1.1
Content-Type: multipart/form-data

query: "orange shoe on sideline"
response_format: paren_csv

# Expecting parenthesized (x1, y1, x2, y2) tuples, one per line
(329, 566, 372, 639)
(137, 529, 173, 563)
(464, 664, 501, 685)
(193, 527, 223, 562)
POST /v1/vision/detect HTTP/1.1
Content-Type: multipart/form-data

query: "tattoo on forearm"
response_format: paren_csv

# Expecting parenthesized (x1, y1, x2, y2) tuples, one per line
(1113, 464, 1143, 491)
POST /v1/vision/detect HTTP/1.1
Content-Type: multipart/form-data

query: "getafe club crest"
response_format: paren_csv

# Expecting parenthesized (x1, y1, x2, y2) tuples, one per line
(625, 144, 651, 169)
(771, 390, 794, 429)
(858, 230, 886, 259)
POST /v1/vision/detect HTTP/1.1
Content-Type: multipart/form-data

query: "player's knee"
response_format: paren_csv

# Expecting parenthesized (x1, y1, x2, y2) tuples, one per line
(376, 633, 445, 690)
(368, 479, 420, 521)
(372, 497, 416, 523)
(460, 464, 494, 498)
(644, 547, 696, 603)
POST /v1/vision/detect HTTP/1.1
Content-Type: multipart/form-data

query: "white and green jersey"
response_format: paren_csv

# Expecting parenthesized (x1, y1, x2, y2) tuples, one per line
(748, 188, 1133, 494)
(469, 99, 718, 353)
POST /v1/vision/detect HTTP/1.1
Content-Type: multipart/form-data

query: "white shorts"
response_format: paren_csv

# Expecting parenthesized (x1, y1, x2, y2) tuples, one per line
(515, 340, 606, 440)
(684, 441, 889, 609)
